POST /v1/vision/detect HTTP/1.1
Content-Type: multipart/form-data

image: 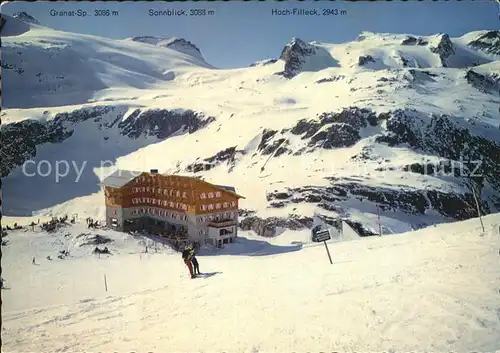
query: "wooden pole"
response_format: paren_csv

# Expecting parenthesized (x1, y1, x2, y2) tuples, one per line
(104, 274, 108, 292)
(471, 184, 485, 233)
(323, 241, 333, 264)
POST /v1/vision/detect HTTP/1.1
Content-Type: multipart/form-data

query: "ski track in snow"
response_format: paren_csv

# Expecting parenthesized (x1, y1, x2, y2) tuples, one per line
(2, 215, 500, 352)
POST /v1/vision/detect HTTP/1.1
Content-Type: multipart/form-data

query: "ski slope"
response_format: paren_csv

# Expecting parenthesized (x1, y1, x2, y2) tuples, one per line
(2, 214, 500, 352)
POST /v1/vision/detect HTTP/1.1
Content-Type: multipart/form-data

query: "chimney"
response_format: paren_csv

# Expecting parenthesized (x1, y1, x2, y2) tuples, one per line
(150, 169, 158, 175)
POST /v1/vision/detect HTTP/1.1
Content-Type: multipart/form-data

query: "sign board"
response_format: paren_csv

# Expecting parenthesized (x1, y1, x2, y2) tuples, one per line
(313, 229, 331, 242)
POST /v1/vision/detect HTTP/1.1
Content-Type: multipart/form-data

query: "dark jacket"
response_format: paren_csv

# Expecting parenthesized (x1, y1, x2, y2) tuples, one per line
(182, 249, 191, 261)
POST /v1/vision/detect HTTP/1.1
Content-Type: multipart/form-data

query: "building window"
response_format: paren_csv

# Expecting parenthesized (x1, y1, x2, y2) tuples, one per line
(169, 201, 175, 207)
(230, 201, 236, 207)
(182, 191, 188, 199)
(142, 187, 146, 192)
(208, 192, 214, 198)
(215, 191, 221, 198)
(223, 202, 229, 208)
(146, 187, 150, 192)
(157, 188, 161, 194)
(176, 191, 181, 198)
(208, 204, 214, 210)
(200, 193, 206, 199)
(215, 203, 221, 209)
(163, 189, 168, 196)
(162, 200, 167, 207)
(152, 199, 157, 205)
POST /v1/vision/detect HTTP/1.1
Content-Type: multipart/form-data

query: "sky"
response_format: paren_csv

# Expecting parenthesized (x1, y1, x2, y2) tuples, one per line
(2, 1, 499, 68)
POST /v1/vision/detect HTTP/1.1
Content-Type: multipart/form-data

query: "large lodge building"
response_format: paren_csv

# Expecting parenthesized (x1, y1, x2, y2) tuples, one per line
(101, 169, 244, 247)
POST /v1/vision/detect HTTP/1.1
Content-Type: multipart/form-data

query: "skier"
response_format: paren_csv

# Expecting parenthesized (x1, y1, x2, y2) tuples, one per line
(187, 244, 201, 275)
(182, 246, 195, 279)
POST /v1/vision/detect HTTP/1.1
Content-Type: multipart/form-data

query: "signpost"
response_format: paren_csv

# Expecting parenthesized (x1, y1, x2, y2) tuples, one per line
(312, 229, 333, 264)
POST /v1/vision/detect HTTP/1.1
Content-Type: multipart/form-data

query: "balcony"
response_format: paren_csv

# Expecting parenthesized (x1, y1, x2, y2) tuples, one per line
(207, 219, 237, 228)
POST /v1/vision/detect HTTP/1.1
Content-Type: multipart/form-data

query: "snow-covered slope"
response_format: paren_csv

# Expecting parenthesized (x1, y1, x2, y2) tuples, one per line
(2, 213, 500, 352)
(2, 14, 500, 236)
(1, 14, 213, 109)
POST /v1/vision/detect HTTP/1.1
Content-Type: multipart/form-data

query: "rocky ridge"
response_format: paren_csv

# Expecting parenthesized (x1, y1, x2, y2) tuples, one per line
(1, 106, 215, 177)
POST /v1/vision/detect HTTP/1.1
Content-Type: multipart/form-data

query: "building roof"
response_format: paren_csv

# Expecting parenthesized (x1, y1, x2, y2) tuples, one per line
(101, 170, 142, 188)
(215, 185, 236, 193)
(101, 169, 245, 198)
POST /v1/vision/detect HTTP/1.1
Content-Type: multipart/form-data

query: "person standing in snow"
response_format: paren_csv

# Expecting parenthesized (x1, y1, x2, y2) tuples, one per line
(187, 244, 201, 275)
(182, 246, 195, 279)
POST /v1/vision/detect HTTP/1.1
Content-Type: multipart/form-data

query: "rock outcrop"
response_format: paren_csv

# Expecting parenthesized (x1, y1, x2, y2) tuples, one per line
(429, 34, 455, 67)
(266, 181, 488, 222)
(290, 107, 379, 149)
(118, 109, 214, 139)
(1, 106, 215, 177)
(465, 68, 500, 94)
(376, 109, 500, 207)
(129, 36, 204, 60)
(468, 31, 500, 56)
(239, 214, 314, 237)
(186, 146, 246, 173)
(1, 120, 70, 177)
(276, 38, 317, 78)
(401, 36, 428, 46)
(13, 12, 39, 24)
(250, 59, 277, 67)
(358, 55, 376, 66)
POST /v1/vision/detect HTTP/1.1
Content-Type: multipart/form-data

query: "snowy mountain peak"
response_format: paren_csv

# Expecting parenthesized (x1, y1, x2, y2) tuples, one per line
(428, 33, 455, 66)
(277, 37, 338, 78)
(128, 36, 204, 60)
(12, 12, 39, 24)
(280, 37, 316, 58)
(1, 13, 34, 37)
(468, 30, 500, 56)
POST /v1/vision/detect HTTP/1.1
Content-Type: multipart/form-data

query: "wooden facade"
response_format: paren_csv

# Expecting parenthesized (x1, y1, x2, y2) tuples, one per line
(105, 172, 242, 215)
(102, 170, 244, 246)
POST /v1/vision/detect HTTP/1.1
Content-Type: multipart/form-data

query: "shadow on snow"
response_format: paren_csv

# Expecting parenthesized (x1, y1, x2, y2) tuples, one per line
(198, 236, 303, 257)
